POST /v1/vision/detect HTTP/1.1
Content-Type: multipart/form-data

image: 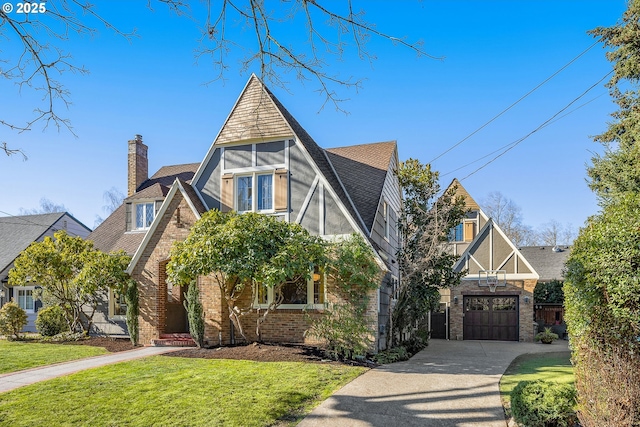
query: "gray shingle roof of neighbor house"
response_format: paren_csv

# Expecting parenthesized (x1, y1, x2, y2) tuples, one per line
(88, 163, 200, 255)
(326, 141, 396, 233)
(0, 212, 92, 277)
(518, 246, 571, 281)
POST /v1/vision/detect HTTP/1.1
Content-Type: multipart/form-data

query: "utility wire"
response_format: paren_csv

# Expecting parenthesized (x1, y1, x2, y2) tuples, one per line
(459, 71, 613, 182)
(441, 92, 607, 178)
(429, 41, 600, 164)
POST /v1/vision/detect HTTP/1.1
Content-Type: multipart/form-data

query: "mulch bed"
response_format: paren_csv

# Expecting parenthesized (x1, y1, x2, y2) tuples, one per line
(59, 337, 374, 367)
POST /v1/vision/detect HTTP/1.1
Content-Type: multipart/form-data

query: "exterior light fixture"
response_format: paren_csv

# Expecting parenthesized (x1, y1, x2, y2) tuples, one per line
(454, 296, 458, 304)
(524, 296, 530, 304)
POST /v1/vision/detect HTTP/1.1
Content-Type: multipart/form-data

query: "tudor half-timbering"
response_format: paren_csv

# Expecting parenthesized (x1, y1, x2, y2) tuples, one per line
(439, 180, 539, 342)
(91, 75, 401, 350)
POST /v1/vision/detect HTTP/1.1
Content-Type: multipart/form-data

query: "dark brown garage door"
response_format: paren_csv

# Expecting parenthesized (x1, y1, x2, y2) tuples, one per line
(463, 296, 518, 341)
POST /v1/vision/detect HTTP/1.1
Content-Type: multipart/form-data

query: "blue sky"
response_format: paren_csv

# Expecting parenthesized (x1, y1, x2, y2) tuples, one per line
(0, 0, 628, 232)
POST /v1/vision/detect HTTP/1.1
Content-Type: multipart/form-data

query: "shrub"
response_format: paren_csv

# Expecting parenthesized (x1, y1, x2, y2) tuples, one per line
(123, 280, 139, 346)
(0, 301, 28, 339)
(535, 327, 559, 344)
(183, 280, 205, 348)
(35, 305, 67, 336)
(511, 380, 577, 427)
(307, 303, 373, 360)
(372, 346, 409, 364)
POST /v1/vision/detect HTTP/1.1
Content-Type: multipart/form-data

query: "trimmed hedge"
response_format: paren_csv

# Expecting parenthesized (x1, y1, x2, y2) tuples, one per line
(511, 380, 577, 427)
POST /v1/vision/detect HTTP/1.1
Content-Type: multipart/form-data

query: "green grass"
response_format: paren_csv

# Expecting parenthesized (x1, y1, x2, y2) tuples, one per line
(500, 351, 574, 409)
(0, 356, 365, 427)
(0, 340, 109, 374)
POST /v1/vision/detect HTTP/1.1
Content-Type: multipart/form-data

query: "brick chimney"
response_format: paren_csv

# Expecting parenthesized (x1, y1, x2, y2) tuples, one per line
(128, 134, 148, 196)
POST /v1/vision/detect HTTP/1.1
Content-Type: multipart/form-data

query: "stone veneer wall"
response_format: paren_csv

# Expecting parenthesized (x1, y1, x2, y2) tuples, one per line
(449, 279, 537, 342)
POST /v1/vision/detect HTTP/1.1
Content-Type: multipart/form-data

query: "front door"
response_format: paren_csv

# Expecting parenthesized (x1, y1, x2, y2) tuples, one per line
(463, 296, 518, 341)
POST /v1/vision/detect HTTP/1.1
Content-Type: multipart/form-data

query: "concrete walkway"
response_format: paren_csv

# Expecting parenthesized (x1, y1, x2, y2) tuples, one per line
(298, 339, 570, 427)
(0, 346, 182, 393)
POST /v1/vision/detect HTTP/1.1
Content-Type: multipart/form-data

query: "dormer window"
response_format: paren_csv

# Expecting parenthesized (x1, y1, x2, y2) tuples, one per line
(135, 202, 155, 230)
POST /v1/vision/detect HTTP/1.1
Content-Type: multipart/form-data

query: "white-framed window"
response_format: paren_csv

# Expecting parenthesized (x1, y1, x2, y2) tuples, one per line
(135, 202, 155, 230)
(255, 266, 325, 309)
(14, 286, 35, 313)
(236, 172, 274, 213)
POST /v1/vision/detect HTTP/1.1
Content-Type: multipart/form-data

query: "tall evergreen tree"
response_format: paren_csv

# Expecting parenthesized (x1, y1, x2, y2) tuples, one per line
(587, 0, 640, 205)
(564, 2, 640, 425)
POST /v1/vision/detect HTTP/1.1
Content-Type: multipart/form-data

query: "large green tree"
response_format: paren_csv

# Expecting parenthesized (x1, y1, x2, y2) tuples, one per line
(587, 0, 640, 205)
(393, 159, 466, 344)
(8, 230, 132, 333)
(167, 210, 326, 342)
(564, 2, 640, 425)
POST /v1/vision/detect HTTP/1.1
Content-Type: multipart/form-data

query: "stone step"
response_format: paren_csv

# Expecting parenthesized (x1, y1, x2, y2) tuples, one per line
(151, 333, 196, 347)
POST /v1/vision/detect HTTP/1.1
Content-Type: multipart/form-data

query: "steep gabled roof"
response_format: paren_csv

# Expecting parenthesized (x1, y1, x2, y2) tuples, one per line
(454, 218, 539, 280)
(0, 212, 66, 274)
(193, 74, 369, 237)
(126, 179, 205, 273)
(138, 163, 199, 192)
(89, 163, 200, 255)
(445, 178, 488, 221)
(518, 246, 570, 281)
(326, 141, 396, 232)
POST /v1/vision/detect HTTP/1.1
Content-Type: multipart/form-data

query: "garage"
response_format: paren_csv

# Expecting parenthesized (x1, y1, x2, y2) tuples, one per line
(463, 296, 518, 341)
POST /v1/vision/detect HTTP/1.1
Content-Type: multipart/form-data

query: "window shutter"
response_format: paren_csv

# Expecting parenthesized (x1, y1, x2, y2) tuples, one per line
(125, 203, 132, 231)
(464, 222, 475, 242)
(274, 169, 288, 212)
(221, 173, 234, 212)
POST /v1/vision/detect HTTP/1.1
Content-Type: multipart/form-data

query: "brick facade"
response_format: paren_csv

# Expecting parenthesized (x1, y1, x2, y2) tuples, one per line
(449, 279, 537, 342)
(132, 192, 196, 345)
(132, 188, 382, 348)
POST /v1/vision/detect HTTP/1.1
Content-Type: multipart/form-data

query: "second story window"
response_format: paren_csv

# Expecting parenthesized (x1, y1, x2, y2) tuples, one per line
(237, 176, 253, 212)
(236, 173, 273, 213)
(449, 223, 463, 242)
(135, 202, 154, 230)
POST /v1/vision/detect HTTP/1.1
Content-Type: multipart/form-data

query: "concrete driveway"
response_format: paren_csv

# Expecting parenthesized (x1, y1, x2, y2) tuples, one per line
(298, 339, 569, 427)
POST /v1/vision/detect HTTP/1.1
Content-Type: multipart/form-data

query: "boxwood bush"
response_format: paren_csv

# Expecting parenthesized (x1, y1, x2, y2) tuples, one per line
(35, 305, 67, 336)
(511, 380, 577, 427)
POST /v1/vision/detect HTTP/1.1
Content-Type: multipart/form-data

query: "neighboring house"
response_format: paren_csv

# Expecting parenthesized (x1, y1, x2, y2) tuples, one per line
(89, 75, 401, 350)
(0, 212, 92, 332)
(519, 245, 570, 329)
(436, 180, 540, 342)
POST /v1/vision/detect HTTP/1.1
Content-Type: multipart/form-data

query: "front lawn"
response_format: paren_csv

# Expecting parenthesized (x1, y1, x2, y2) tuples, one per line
(0, 356, 365, 427)
(500, 351, 574, 413)
(0, 340, 109, 374)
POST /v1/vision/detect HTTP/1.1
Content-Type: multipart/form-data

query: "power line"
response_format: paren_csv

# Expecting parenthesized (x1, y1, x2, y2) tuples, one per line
(441, 92, 607, 178)
(429, 41, 600, 164)
(458, 71, 613, 182)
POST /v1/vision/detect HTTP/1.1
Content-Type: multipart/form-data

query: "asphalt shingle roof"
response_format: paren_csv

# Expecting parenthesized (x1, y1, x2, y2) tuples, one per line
(326, 142, 396, 232)
(0, 212, 66, 275)
(265, 85, 369, 235)
(518, 246, 571, 281)
(89, 163, 200, 255)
